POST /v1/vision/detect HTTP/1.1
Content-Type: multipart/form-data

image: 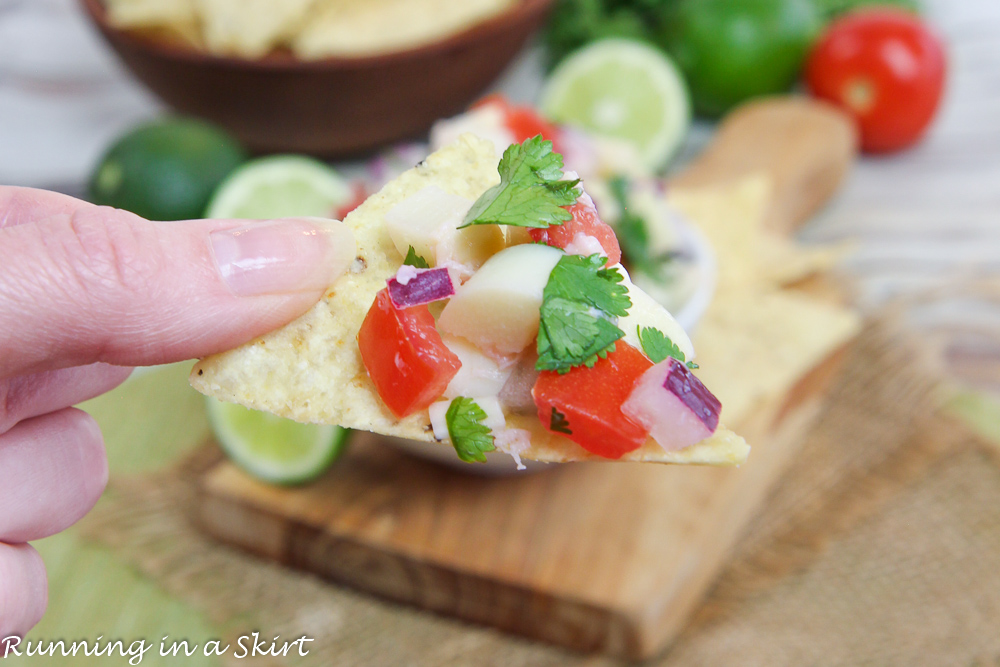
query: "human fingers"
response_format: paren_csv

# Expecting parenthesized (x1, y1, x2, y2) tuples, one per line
(0, 187, 356, 377)
(0, 408, 107, 543)
(0, 186, 81, 230)
(0, 543, 47, 637)
(0, 363, 133, 435)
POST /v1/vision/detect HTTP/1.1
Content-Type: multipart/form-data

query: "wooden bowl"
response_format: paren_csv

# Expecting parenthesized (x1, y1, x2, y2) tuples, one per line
(79, 0, 553, 156)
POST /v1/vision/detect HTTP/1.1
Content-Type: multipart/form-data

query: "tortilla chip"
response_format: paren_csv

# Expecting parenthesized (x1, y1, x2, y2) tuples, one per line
(293, 0, 518, 59)
(668, 175, 847, 292)
(668, 176, 769, 296)
(695, 291, 861, 425)
(191, 134, 748, 466)
(666, 176, 861, 432)
(105, 0, 197, 30)
(195, 0, 318, 58)
(758, 235, 850, 287)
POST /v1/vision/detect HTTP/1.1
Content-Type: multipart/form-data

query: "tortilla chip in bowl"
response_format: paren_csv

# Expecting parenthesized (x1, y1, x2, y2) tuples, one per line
(79, 0, 554, 155)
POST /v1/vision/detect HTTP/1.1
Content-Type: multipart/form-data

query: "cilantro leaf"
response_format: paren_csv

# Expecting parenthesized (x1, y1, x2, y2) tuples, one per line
(461, 136, 580, 229)
(549, 407, 572, 435)
(637, 325, 701, 369)
(609, 175, 679, 279)
(542, 254, 631, 316)
(537, 299, 622, 371)
(536, 254, 631, 373)
(636, 326, 686, 363)
(445, 397, 495, 463)
(403, 246, 430, 269)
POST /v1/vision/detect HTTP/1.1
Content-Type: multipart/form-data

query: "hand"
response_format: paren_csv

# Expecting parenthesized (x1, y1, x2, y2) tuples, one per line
(0, 186, 355, 636)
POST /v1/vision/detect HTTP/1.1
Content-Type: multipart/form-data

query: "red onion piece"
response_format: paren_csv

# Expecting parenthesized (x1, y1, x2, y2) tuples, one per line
(387, 267, 456, 309)
(621, 358, 721, 452)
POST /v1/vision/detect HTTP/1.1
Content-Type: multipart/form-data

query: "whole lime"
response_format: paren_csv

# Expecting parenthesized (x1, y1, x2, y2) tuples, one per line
(88, 118, 247, 221)
(660, 0, 822, 118)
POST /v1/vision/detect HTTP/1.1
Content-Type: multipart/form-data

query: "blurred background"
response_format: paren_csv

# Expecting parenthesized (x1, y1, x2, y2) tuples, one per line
(3, 0, 997, 388)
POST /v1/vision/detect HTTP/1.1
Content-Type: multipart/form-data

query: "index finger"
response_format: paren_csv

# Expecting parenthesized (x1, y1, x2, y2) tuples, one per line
(0, 187, 355, 378)
(0, 187, 83, 230)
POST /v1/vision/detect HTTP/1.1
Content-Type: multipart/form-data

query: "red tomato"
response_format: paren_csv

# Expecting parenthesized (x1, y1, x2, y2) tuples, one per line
(357, 289, 461, 418)
(805, 9, 946, 153)
(532, 341, 651, 459)
(529, 197, 622, 266)
(473, 94, 562, 149)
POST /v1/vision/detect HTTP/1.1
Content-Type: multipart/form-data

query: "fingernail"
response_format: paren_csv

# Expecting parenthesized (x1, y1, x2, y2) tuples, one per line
(210, 218, 356, 297)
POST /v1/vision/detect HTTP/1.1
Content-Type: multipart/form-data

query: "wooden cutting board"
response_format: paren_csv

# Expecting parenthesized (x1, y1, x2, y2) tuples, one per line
(195, 98, 857, 660)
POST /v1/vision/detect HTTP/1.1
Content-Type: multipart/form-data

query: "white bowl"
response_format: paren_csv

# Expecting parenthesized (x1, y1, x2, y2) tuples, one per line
(670, 218, 717, 334)
(383, 214, 718, 475)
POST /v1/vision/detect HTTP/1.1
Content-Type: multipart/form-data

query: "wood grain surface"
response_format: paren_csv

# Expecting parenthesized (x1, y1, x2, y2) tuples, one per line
(197, 341, 848, 659)
(671, 97, 858, 235)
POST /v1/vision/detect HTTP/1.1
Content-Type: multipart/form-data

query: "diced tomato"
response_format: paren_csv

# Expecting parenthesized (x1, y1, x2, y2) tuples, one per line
(357, 289, 461, 418)
(529, 197, 622, 267)
(532, 341, 652, 459)
(506, 107, 561, 147)
(473, 94, 562, 149)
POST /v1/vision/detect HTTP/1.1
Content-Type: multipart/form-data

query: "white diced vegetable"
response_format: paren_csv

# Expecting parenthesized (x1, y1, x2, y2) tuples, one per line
(383, 186, 504, 275)
(437, 243, 564, 356)
(442, 335, 514, 399)
(616, 266, 695, 361)
(428, 400, 451, 441)
(437, 221, 506, 275)
(476, 396, 506, 432)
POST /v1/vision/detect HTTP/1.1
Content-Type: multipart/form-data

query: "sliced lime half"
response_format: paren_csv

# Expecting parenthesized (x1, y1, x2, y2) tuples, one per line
(205, 155, 351, 219)
(206, 398, 349, 485)
(540, 39, 691, 171)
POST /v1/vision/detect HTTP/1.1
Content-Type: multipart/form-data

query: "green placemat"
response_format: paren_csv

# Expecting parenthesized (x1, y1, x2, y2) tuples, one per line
(9, 363, 221, 665)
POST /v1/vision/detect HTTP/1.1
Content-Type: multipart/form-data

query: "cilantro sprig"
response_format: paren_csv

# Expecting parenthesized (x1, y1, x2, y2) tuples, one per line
(460, 136, 580, 230)
(445, 397, 495, 463)
(403, 246, 430, 268)
(609, 175, 680, 280)
(637, 326, 699, 369)
(536, 254, 631, 373)
(609, 176, 657, 277)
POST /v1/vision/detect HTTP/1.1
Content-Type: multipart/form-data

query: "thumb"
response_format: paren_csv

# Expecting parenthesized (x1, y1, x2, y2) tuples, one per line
(0, 193, 356, 377)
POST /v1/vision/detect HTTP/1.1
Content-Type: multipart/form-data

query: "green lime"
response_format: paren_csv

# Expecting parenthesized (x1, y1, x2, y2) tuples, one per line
(205, 155, 351, 220)
(659, 0, 822, 118)
(540, 39, 691, 172)
(88, 118, 246, 221)
(206, 398, 350, 485)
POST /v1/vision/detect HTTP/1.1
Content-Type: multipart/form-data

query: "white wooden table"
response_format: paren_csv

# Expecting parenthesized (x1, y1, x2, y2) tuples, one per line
(2, 0, 997, 393)
(805, 0, 1000, 395)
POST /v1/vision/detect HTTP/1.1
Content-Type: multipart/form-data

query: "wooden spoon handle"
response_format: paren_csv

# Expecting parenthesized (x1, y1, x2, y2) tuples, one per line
(670, 96, 858, 235)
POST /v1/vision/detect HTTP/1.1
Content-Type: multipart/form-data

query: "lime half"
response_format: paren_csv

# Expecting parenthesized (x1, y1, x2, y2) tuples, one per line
(206, 398, 349, 485)
(205, 155, 351, 219)
(540, 39, 691, 171)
